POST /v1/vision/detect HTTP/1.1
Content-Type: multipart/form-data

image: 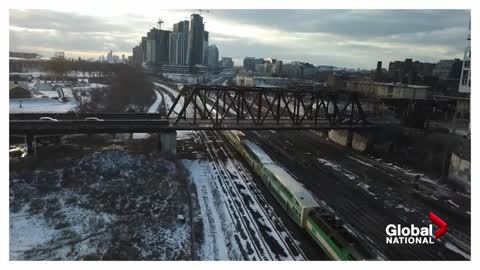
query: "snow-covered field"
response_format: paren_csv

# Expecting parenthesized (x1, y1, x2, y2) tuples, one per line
(10, 80, 109, 114)
(10, 149, 193, 260)
(10, 98, 77, 113)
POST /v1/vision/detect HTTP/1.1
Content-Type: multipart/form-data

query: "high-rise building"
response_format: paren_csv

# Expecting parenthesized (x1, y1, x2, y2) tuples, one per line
(207, 45, 219, 69)
(433, 59, 462, 80)
(146, 28, 171, 66)
(375, 61, 382, 81)
(132, 45, 143, 66)
(141, 37, 147, 63)
(169, 20, 189, 65)
(107, 50, 113, 63)
(388, 58, 436, 84)
(220, 57, 234, 69)
(169, 32, 181, 65)
(188, 14, 205, 67)
(203, 31, 209, 65)
(272, 60, 283, 75)
(459, 23, 471, 93)
(243, 57, 256, 71)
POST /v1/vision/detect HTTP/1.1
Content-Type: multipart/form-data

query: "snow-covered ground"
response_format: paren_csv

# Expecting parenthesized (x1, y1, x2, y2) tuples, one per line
(10, 98, 77, 113)
(10, 149, 192, 260)
(163, 73, 206, 85)
(182, 159, 239, 260)
(9, 80, 110, 114)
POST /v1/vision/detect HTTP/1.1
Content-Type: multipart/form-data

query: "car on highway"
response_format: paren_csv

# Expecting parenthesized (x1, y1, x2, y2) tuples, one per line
(84, 117, 104, 121)
(39, 117, 58, 121)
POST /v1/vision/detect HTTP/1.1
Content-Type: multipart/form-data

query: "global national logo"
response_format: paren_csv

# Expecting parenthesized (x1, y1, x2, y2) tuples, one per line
(385, 212, 448, 244)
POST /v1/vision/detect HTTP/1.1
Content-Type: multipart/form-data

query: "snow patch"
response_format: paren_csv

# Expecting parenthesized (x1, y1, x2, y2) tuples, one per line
(10, 207, 58, 260)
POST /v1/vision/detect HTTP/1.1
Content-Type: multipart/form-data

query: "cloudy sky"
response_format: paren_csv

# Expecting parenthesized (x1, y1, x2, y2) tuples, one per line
(9, 9, 470, 69)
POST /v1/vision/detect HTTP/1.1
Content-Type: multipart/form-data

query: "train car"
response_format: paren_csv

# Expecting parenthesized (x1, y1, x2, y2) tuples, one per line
(221, 130, 369, 260)
(241, 139, 274, 175)
(262, 163, 319, 226)
(305, 208, 367, 260)
(221, 130, 245, 153)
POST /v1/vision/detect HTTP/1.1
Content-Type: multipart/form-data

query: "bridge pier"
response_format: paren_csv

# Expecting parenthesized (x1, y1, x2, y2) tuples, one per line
(346, 129, 354, 148)
(25, 134, 36, 156)
(158, 131, 177, 156)
(328, 129, 369, 152)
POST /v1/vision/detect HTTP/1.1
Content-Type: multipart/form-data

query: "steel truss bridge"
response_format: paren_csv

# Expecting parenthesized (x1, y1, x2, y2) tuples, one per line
(10, 85, 376, 136)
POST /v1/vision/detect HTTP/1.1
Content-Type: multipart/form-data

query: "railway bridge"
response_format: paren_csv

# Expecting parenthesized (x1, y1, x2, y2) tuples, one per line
(10, 85, 378, 155)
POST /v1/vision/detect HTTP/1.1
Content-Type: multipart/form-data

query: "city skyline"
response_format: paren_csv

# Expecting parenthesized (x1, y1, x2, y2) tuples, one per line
(9, 9, 470, 69)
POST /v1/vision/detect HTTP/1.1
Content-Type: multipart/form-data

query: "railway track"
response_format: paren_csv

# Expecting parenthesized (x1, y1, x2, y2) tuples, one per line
(285, 130, 471, 256)
(246, 130, 467, 260)
(154, 78, 469, 260)
(155, 81, 308, 260)
(207, 130, 307, 259)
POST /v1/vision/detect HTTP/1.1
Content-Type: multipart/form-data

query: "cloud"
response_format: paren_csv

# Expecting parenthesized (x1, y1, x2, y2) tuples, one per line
(208, 10, 469, 38)
(9, 9, 470, 68)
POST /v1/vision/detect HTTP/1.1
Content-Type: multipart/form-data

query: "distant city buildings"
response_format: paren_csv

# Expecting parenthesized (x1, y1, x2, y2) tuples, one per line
(131, 13, 230, 73)
(388, 58, 436, 84)
(243, 57, 256, 71)
(432, 59, 462, 80)
(53, 51, 65, 60)
(98, 50, 127, 64)
(220, 57, 234, 69)
(9, 52, 40, 59)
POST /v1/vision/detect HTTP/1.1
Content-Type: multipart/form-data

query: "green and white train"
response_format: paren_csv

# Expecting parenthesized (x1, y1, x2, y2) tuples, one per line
(221, 130, 370, 261)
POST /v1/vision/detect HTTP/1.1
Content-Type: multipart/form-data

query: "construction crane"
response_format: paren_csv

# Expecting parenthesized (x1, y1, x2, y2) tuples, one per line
(157, 18, 164, 29)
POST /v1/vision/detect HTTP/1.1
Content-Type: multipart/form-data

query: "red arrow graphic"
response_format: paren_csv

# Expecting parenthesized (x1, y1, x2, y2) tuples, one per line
(430, 212, 448, 239)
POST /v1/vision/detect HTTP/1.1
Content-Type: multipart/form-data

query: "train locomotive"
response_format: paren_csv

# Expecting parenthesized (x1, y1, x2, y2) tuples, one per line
(221, 130, 370, 260)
